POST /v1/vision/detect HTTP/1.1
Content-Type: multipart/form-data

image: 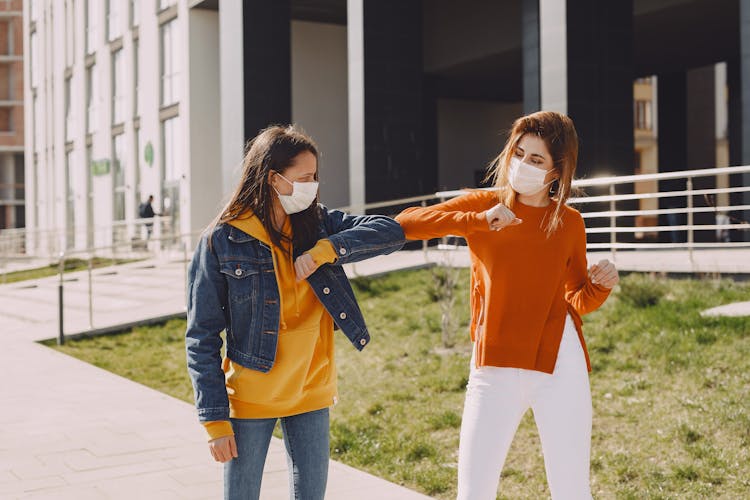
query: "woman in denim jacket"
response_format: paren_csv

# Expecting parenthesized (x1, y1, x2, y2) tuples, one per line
(186, 125, 404, 500)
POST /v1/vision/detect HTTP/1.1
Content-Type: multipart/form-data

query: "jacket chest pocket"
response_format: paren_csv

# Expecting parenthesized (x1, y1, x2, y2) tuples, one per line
(220, 262, 261, 305)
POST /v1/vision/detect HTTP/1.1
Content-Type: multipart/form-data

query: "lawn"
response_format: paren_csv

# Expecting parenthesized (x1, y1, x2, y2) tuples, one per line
(2, 257, 140, 284)
(45, 269, 750, 499)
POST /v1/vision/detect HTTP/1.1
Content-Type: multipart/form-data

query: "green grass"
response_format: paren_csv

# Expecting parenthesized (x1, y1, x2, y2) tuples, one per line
(45, 270, 750, 499)
(2, 257, 139, 284)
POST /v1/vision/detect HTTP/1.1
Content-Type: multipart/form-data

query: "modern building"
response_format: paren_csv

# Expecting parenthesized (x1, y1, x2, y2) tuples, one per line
(0, 0, 24, 230)
(23, 0, 750, 252)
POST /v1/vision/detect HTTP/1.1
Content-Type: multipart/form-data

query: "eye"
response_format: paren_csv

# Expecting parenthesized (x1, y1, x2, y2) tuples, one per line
(513, 151, 524, 158)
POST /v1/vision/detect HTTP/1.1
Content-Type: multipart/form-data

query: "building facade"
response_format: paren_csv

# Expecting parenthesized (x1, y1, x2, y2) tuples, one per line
(1, 0, 24, 230)
(23, 0, 750, 252)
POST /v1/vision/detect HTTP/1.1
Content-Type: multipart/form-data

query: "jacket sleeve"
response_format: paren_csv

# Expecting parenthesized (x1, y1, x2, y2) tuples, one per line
(394, 190, 492, 241)
(564, 213, 611, 316)
(321, 205, 406, 265)
(185, 232, 230, 423)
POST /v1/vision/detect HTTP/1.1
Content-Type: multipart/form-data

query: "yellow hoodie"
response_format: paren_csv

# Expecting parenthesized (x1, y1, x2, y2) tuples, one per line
(203, 214, 339, 441)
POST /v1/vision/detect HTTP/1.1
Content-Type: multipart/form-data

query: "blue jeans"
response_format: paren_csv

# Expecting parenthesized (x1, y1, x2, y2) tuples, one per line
(224, 408, 330, 500)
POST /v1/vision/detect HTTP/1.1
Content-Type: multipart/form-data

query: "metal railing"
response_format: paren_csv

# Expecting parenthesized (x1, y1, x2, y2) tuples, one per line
(338, 164, 750, 261)
(54, 230, 200, 345)
(0, 215, 175, 260)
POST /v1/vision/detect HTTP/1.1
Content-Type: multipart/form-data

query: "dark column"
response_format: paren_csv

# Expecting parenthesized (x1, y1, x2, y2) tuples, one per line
(243, 0, 291, 141)
(360, 0, 431, 203)
(686, 66, 717, 241)
(740, 0, 750, 237)
(522, 0, 540, 114)
(565, 0, 634, 180)
(657, 71, 688, 242)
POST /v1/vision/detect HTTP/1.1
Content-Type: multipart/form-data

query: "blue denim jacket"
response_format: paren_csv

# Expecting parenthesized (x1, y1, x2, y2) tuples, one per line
(185, 205, 405, 422)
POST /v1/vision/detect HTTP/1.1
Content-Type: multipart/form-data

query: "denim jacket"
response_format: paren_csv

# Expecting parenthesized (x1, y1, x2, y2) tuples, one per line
(185, 205, 405, 422)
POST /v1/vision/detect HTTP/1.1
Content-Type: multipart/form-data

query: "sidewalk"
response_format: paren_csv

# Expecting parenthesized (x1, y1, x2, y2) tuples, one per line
(2, 247, 749, 499)
(0, 253, 436, 500)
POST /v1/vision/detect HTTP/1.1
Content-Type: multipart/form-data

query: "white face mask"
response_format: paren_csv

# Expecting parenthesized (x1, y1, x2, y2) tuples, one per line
(273, 172, 319, 214)
(508, 157, 555, 195)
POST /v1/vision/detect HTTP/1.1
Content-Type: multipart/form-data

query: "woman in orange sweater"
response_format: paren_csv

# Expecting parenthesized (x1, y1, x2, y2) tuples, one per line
(396, 111, 618, 499)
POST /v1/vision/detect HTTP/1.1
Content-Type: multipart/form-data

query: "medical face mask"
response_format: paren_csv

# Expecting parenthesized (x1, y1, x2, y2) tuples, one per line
(273, 172, 319, 214)
(508, 157, 555, 195)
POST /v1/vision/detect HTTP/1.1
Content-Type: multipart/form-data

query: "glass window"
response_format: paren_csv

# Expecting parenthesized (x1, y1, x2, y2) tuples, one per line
(130, 0, 139, 27)
(160, 19, 179, 107)
(113, 134, 126, 221)
(0, 64, 11, 100)
(86, 0, 98, 54)
(30, 32, 39, 88)
(30, 0, 41, 22)
(133, 38, 139, 116)
(0, 108, 11, 132)
(107, 0, 122, 41)
(86, 64, 98, 134)
(159, 0, 178, 11)
(0, 20, 11, 56)
(112, 49, 125, 124)
(162, 116, 181, 181)
(65, 0, 76, 67)
(65, 76, 74, 142)
(65, 150, 77, 249)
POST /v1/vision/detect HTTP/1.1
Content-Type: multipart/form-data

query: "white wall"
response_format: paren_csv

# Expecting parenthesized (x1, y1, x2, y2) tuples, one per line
(437, 99, 522, 190)
(291, 20, 349, 209)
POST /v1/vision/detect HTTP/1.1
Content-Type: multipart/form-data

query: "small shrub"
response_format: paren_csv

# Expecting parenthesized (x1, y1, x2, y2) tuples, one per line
(617, 274, 667, 308)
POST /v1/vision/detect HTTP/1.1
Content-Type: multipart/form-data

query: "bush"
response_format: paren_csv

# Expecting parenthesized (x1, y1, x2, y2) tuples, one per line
(617, 273, 667, 308)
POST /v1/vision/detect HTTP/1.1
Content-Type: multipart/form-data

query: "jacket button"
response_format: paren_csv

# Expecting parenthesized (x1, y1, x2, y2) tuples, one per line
(339, 312, 347, 320)
(234, 269, 242, 276)
(323, 287, 330, 295)
(339, 247, 347, 255)
(359, 338, 367, 346)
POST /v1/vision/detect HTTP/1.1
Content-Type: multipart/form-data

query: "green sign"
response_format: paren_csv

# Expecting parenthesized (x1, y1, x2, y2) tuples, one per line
(144, 141, 154, 167)
(90, 159, 110, 176)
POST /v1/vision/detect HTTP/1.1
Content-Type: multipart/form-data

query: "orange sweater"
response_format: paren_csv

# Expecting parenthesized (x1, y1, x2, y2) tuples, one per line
(203, 214, 339, 441)
(395, 190, 610, 374)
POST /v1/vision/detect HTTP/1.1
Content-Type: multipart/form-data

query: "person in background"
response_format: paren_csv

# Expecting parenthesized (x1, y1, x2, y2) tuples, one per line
(396, 111, 619, 499)
(185, 124, 405, 500)
(138, 195, 158, 239)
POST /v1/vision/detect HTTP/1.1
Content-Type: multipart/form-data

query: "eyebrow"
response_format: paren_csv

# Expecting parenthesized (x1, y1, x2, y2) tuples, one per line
(516, 146, 545, 160)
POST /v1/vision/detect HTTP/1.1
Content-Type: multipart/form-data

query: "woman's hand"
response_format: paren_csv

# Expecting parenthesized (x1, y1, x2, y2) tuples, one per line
(484, 203, 522, 231)
(294, 253, 320, 281)
(588, 259, 619, 289)
(209, 435, 238, 463)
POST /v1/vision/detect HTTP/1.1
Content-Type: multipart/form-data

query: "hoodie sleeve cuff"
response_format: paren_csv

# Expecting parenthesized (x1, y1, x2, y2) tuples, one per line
(203, 420, 234, 441)
(307, 239, 338, 265)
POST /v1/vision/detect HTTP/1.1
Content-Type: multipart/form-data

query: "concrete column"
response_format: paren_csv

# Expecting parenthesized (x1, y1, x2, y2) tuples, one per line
(739, 0, 750, 236)
(347, 0, 365, 209)
(242, 0, 291, 140)
(219, 0, 245, 193)
(522, 0, 540, 114)
(347, 0, 430, 205)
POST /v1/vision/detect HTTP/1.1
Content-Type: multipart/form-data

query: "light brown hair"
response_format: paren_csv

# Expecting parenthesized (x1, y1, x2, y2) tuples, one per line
(484, 111, 579, 237)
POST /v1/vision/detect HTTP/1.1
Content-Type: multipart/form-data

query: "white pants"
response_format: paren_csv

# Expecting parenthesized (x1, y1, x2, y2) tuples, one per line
(457, 315, 593, 500)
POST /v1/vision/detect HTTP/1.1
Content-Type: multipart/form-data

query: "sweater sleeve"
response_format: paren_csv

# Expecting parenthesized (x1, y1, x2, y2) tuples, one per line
(306, 238, 338, 265)
(202, 420, 235, 441)
(395, 190, 493, 241)
(564, 213, 611, 315)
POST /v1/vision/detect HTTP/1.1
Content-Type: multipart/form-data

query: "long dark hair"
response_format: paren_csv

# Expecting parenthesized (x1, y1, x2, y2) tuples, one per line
(484, 111, 580, 238)
(207, 124, 321, 254)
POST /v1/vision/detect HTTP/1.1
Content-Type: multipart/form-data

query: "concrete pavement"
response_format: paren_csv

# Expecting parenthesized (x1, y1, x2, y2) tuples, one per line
(1, 247, 749, 499)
